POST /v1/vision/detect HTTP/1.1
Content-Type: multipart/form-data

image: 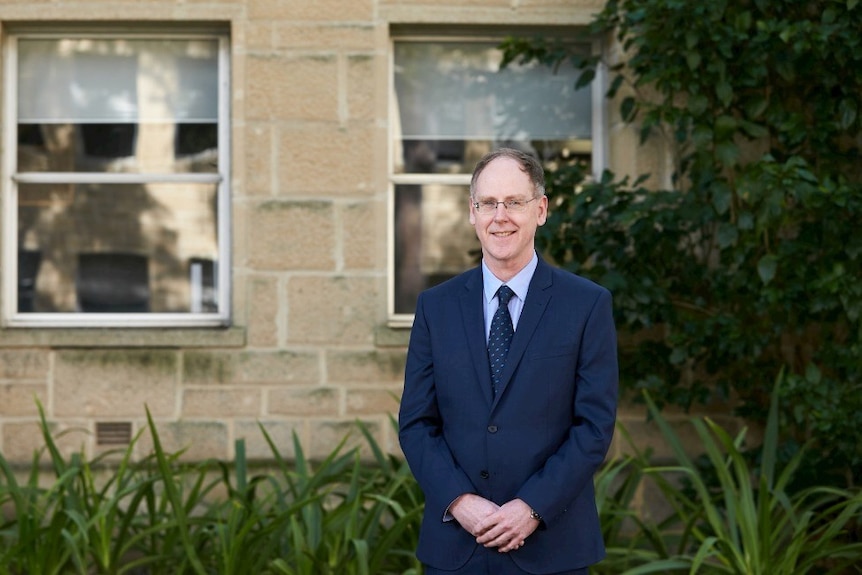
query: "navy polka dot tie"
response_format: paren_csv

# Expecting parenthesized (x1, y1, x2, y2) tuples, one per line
(488, 285, 515, 396)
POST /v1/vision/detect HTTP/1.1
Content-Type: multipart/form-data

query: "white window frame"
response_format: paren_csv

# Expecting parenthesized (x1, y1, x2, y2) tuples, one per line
(2, 25, 232, 328)
(387, 28, 607, 327)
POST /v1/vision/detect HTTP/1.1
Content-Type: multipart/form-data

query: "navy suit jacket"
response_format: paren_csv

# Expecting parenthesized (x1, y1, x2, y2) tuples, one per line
(398, 258, 618, 574)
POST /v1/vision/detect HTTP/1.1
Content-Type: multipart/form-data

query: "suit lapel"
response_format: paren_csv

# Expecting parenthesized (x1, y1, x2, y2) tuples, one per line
(491, 260, 552, 409)
(460, 268, 494, 407)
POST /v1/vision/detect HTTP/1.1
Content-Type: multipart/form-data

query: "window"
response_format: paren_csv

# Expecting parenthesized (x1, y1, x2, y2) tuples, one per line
(389, 28, 604, 323)
(2, 26, 231, 327)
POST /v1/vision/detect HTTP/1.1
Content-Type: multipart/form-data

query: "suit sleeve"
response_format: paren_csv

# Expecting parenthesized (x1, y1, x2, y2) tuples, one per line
(516, 287, 618, 524)
(398, 292, 477, 519)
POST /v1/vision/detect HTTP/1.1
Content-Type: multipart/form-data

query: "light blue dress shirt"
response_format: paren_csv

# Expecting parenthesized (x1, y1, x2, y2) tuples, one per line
(481, 252, 539, 342)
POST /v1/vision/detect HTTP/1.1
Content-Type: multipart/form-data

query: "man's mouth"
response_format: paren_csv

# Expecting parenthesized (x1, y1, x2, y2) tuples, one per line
(492, 231, 514, 237)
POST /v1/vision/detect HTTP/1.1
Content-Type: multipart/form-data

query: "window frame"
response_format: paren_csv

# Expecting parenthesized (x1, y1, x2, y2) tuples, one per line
(387, 27, 607, 327)
(2, 24, 232, 328)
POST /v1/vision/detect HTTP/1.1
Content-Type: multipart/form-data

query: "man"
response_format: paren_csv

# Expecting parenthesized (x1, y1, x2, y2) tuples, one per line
(398, 148, 618, 575)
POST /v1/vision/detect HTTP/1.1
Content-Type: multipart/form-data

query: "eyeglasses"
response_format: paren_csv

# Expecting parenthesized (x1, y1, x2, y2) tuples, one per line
(472, 197, 539, 214)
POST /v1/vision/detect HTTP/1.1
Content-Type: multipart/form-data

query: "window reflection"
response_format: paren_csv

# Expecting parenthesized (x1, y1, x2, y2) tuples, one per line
(17, 122, 218, 173)
(391, 38, 595, 316)
(394, 184, 480, 315)
(9, 33, 227, 324)
(392, 41, 592, 175)
(18, 183, 219, 313)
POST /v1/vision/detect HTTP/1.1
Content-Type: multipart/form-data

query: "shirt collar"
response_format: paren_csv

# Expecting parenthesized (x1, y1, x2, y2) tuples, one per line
(482, 252, 539, 304)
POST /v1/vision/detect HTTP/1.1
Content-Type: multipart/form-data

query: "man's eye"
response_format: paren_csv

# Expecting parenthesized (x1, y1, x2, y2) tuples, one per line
(507, 200, 525, 208)
(480, 201, 497, 209)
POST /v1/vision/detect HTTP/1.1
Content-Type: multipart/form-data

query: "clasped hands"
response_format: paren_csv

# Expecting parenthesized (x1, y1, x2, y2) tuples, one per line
(450, 494, 539, 553)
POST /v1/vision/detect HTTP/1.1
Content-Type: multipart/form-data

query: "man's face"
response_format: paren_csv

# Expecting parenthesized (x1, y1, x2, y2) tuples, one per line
(469, 157, 548, 277)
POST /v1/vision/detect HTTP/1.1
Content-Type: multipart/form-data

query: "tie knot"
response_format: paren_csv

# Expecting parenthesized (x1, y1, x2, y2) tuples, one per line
(497, 285, 514, 306)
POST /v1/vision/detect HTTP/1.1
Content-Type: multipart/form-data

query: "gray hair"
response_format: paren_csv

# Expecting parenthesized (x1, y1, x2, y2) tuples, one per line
(469, 148, 546, 199)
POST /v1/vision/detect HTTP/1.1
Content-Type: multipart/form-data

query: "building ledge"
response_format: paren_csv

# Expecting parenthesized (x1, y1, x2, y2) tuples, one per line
(0, 326, 246, 348)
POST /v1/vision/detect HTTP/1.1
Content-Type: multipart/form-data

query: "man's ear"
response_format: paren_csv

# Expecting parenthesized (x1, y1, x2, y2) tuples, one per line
(536, 195, 549, 226)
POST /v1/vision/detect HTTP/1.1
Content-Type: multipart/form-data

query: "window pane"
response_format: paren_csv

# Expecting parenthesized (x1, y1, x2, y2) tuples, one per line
(394, 183, 480, 314)
(18, 38, 219, 123)
(17, 121, 218, 173)
(18, 182, 220, 313)
(16, 38, 219, 174)
(393, 41, 591, 174)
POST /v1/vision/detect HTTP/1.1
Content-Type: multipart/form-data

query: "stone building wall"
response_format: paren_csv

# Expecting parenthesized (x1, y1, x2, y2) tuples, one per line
(0, 0, 723, 489)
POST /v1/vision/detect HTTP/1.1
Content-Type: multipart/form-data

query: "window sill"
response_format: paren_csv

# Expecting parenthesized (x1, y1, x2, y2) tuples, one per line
(0, 326, 246, 348)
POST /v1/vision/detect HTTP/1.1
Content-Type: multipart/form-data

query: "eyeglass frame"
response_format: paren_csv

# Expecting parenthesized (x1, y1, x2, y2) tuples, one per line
(472, 196, 541, 214)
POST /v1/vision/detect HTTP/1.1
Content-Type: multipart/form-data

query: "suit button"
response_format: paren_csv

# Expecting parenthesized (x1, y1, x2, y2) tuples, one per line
(487, 425, 498, 433)
(480, 470, 489, 479)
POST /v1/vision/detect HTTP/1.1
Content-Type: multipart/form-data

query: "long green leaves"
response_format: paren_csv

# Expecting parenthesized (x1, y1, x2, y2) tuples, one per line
(0, 408, 423, 574)
(622, 373, 862, 574)
(4, 394, 858, 574)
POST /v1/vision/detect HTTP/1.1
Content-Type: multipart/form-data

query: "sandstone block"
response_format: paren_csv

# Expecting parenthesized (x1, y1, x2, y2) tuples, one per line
(183, 350, 321, 386)
(277, 124, 378, 195)
(236, 419, 304, 460)
(3, 420, 89, 464)
(0, 350, 49, 379)
(273, 23, 379, 51)
(308, 418, 382, 460)
(247, 275, 280, 348)
(268, 386, 341, 416)
(287, 276, 381, 344)
(249, 0, 373, 21)
(137, 420, 229, 461)
(247, 54, 338, 122)
(183, 388, 262, 417)
(327, 349, 406, 384)
(54, 350, 178, 418)
(244, 123, 274, 196)
(341, 201, 382, 270)
(345, 387, 401, 415)
(0, 383, 48, 417)
(346, 53, 384, 122)
(248, 200, 336, 270)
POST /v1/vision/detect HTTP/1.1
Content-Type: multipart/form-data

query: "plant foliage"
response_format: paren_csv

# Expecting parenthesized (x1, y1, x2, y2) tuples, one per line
(0, 405, 422, 575)
(501, 0, 862, 486)
(620, 374, 862, 574)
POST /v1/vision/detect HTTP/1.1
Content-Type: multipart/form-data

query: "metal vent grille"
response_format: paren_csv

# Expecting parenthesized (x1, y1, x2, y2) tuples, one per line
(96, 422, 133, 445)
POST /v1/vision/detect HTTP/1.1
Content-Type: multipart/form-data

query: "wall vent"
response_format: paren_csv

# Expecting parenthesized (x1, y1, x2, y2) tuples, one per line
(96, 422, 133, 445)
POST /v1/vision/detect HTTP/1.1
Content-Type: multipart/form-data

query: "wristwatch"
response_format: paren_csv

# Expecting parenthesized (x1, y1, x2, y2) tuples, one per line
(530, 509, 542, 521)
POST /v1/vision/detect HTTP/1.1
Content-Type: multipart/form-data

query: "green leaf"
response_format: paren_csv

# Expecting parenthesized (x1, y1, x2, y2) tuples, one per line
(740, 120, 769, 138)
(743, 94, 769, 119)
(805, 363, 822, 385)
(692, 125, 713, 146)
(717, 223, 739, 248)
(711, 183, 732, 215)
(716, 81, 733, 107)
(757, 254, 778, 284)
(669, 347, 688, 365)
(715, 141, 740, 166)
(714, 114, 737, 137)
(685, 31, 699, 49)
(620, 96, 637, 122)
(686, 52, 701, 71)
(838, 98, 858, 129)
(575, 68, 595, 90)
(687, 93, 709, 115)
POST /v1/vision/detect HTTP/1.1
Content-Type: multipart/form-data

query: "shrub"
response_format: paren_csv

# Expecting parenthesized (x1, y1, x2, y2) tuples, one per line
(500, 0, 862, 487)
(0, 406, 422, 575)
(595, 374, 862, 575)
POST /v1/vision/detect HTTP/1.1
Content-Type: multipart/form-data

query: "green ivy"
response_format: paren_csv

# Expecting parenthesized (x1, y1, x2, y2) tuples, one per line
(502, 0, 862, 487)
